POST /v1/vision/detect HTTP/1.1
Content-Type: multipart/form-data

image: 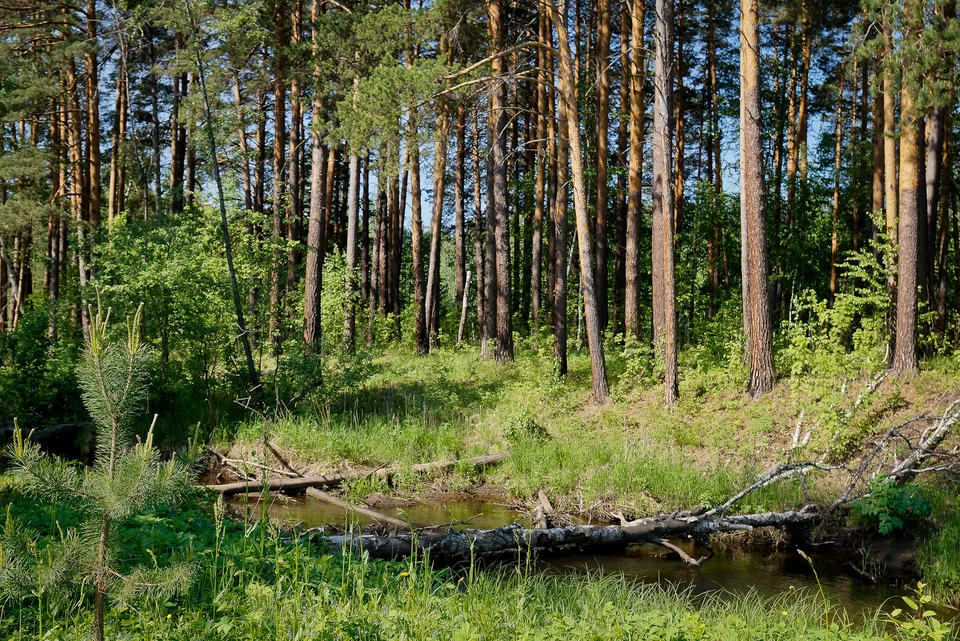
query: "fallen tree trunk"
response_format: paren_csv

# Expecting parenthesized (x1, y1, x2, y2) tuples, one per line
(316, 506, 820, 563)
(206, 451, 511, 496)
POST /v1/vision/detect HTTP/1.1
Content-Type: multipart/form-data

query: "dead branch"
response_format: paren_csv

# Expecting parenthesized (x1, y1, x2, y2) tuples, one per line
(206, 451, 511, 496)
(305, 487, 409, 529)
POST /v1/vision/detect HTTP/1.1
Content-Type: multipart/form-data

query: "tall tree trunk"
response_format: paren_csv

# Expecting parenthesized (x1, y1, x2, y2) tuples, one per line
(653, 0, 678, 404)
(489, 0, 513, 363)
(531, 12, 548, 333)
(343, 151, 360, 352)
(269, 1, 288, 353)
(612, 0, 630, 334)
(303, 0, 326, 349)
(66, 62, 90, 336)
(740, 0, 775, 397)
(107, 62, 128, 223)
(624, 0, 646, 340)
(892, 0, 923, 376)
(287, 0, 304, 297)
(829, 80, 844, 306)
(871, 62, 884, 254)
(473, 118, 486, 343)
(454, 105, 466, 311)
(170, 71, 187, 214)
(594, 0, 611, 332)
(549, 0, 610, 404)
(426, 78, 449, 346)
(554, 84, 569, 376)
(234, 77, 253, 212)
(883, 22, 899, 355)
(410, 135, 428, 354)
(86, 0, 101, 227)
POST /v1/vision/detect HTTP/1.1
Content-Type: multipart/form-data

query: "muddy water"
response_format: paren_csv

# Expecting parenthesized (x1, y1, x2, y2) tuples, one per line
(229, 494, 530, 531)
(231, 494, 953, 621)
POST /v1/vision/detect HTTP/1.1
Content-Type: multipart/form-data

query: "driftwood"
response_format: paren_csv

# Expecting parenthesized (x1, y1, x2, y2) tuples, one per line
(206, 451, 511, 496)
(317, 506, 819, 563)
(305, 487, 409, 529)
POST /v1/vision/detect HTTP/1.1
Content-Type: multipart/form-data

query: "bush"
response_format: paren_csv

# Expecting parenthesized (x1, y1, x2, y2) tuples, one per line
(851, 478, 932, 536)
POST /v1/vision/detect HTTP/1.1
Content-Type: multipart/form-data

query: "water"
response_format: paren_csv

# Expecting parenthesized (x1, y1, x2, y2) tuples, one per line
(229, 494, 529, 531)
(231, 493, 953, 621)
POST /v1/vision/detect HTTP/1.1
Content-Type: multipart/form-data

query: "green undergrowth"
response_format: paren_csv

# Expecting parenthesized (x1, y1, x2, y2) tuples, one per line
(216, 345, 959, 516)
(1, 488, 946, 641)
(918, 485, 960, 609)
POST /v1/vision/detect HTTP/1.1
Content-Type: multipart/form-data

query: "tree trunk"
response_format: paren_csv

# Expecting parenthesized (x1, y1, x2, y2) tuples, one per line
(531, 13, 548, 333)
(107, 62, 128, 223)
(343, 151, 360, 353)
(740, 0, 775, 398)
(549, 0, 610, 404)
(892, 0, 923, 377)
(304, 0, 327, 349)
(624, 0, 646, 340)
(554, 67, 569, 377)
(882, 22, 899, 355)
(85, 0, 101, 227)
(829, 81, 844, 306)
(652, 0, 678, 404)
(426, 89, 448, 347)
(454, 105, 466, 311)
(489, 0, 513, 364)
(594, 0, 611, 333)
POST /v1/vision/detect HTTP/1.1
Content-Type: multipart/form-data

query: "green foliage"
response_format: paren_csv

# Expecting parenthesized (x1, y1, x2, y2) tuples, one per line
(0, 298, 83, 427)
(0, 491, 909, 641)
(1, 305, 197, 638)
(501, 409, 550, 445)
(883, 582, 953, 641)
(851, 478, 932, 536)
(776, 237, 890, 380)
(917, 507, 960, 608)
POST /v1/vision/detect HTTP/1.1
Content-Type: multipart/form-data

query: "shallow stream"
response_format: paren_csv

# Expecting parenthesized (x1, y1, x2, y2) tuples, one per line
(230, 494, 953, 621)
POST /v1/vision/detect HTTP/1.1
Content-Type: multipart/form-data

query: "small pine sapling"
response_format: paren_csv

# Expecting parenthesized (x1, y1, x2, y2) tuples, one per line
(2, 304, 197, 641)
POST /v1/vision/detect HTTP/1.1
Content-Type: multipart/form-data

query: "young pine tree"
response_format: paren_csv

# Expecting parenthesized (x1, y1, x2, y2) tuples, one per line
(2, 304, 196, 641)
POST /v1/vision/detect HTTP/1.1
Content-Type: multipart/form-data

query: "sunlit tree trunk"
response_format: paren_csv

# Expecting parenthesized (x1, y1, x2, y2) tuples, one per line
(549, 0, 610, 403)
(594, 0, 611, 332)
(624, 0, 646, 339)
(653, 0, 678, 404)
(740, 0, 775, 397)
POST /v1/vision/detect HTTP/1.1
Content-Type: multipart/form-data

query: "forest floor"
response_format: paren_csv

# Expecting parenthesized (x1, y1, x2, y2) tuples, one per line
(210, 343, 960, 605)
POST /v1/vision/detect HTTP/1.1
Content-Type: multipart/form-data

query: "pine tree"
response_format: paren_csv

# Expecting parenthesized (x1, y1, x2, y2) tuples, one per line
(2, 304, 195, 641)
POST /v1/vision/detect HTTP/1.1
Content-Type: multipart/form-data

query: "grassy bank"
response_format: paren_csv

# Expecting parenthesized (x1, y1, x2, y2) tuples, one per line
(215, 345, 959, 516)
(2, 489, 948, 641)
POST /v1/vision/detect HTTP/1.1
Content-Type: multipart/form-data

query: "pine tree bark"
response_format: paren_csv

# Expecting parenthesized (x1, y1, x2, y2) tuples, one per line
(425, 88, 449, 347)
(740, 0, 775, 397)
(489, 0, 513, 363)
(107, 62, 128, 223)
(454, 105, 466, 310)
(653, 0, 678, 404)
(624, 0, 646, 340)
(594, 0, 611, 332)
(892, 0, 923, 377)
(549, 0, 610, 403)
(882, 22, 899, 354)
(304, 0, 327, 348)
(85, 0, 101, 227)
(554, 87, 569, 376)
(344, 151, 360, 353)
(531, 12, 548, 333)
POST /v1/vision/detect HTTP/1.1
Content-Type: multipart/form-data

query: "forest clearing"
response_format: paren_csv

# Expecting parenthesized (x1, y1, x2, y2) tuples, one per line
(3, 0, 960, 637)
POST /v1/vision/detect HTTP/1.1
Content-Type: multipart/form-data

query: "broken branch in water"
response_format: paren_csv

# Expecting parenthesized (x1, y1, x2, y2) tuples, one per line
(305, 487, 410, 529)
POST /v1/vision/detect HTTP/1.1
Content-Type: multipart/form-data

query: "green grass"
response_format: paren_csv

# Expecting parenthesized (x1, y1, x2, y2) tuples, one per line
(1, 489, 936, 641)
(213, 343, 951, 515)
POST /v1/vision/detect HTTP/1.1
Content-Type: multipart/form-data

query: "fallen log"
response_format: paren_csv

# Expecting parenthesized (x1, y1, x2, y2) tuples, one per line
(306, 487, 410, 529)
(206, 451, 511, 496)
(316, 506, 820, 563)
(0, 423, 90, 444)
